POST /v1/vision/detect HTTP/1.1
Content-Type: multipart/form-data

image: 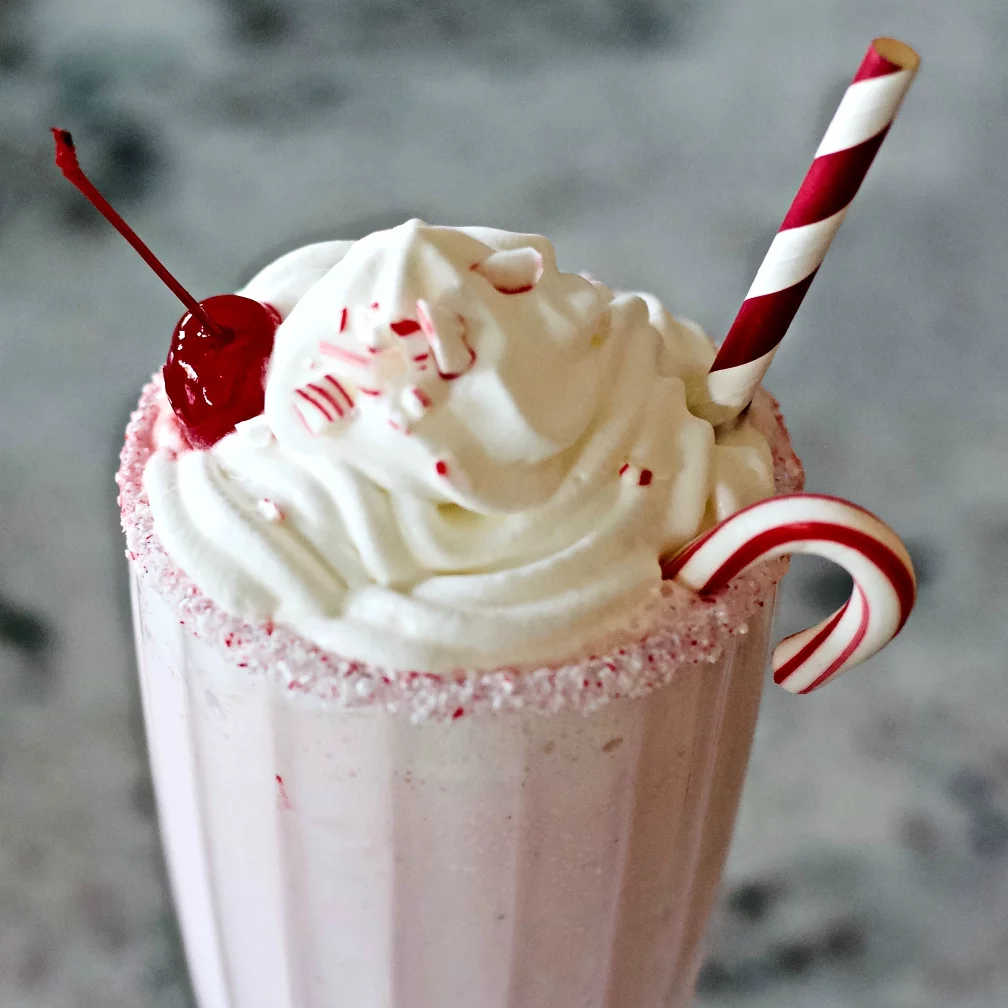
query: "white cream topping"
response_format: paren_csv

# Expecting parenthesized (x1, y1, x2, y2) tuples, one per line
(144, 221, 775, 672)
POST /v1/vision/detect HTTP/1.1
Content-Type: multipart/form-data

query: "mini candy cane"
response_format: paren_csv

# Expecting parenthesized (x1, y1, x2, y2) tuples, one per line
(661, 494, 916, 693)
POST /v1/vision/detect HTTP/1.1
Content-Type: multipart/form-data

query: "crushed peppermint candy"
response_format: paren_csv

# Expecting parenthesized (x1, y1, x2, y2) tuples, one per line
(256, 498, 284, 523)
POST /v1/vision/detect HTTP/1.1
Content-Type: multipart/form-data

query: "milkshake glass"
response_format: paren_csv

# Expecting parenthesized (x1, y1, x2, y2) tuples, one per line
(120, 366, 803, 1008)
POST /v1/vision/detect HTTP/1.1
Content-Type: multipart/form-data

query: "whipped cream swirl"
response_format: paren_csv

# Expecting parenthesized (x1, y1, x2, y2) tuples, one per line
(144, 221, 775, 671)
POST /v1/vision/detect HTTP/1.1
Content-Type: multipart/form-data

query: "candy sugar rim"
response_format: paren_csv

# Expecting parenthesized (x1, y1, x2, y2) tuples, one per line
(118, 376, 804, 721)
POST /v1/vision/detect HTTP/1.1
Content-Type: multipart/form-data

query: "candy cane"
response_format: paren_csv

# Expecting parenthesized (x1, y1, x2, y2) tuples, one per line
(661, 494, 916, 693)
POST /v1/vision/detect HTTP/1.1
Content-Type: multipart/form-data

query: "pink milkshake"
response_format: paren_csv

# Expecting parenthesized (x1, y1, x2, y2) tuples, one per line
(127, 556, 778, 1008)
(115, 221, 810, 1007)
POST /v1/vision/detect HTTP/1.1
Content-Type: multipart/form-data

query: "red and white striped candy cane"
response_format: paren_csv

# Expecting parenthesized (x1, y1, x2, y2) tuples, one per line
(661, 494, 916, 693)
(691, 38, 920, 425)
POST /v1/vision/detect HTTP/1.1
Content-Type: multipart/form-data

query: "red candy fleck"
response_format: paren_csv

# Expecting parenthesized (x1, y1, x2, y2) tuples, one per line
(452, 707, 464, 720)
(435, 459, 449, 477)
(638, 469, 653, 487)
(619, 463, 630, 476)
(391, 319, 422, 336)
(339, 307, 349, 332)
(275, 775, 292, 810)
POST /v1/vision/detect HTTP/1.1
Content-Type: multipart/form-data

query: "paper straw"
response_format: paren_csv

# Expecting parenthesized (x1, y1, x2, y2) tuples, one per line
(690, 38, 920, 425)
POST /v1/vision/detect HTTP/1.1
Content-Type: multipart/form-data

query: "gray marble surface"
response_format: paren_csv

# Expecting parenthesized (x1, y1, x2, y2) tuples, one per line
(1, 1, 1007, 1005)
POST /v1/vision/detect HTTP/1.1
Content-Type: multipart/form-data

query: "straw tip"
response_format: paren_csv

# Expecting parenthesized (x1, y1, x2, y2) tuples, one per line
(871, 37, 920, 72)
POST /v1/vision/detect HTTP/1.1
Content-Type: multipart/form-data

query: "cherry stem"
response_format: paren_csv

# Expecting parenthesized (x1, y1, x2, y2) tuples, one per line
(50, 128, 227, 338)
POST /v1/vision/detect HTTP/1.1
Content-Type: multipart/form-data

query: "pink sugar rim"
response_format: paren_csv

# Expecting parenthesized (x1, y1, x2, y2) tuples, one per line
(117, 376, 805, 721)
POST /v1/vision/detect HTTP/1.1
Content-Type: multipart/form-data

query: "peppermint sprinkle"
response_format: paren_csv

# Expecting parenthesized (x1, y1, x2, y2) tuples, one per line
(435, 459, 449, 477)
(391, 319, 422, 337)
(257, 498, 284, 522)
(638, 469, 653, 487)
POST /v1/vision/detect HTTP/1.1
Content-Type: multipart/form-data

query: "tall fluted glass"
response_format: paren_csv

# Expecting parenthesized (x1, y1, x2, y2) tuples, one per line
(130, 566, 775, 1008)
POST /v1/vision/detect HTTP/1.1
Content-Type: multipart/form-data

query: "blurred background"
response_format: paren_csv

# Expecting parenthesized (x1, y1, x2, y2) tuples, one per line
(1, 0, 1006, 1005)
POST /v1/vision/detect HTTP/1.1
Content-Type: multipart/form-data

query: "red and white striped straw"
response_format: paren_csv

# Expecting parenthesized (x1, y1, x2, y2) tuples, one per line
(661, 494, 916, 693)
(691, 37, 920, 425)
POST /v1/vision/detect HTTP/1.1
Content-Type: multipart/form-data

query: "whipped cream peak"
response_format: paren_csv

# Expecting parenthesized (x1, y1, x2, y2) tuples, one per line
(264, 219, 615, 513)
(144, 223, 778, 673)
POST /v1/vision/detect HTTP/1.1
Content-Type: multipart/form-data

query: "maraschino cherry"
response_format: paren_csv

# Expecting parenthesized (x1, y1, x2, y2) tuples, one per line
(51, 128, 278, 450)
